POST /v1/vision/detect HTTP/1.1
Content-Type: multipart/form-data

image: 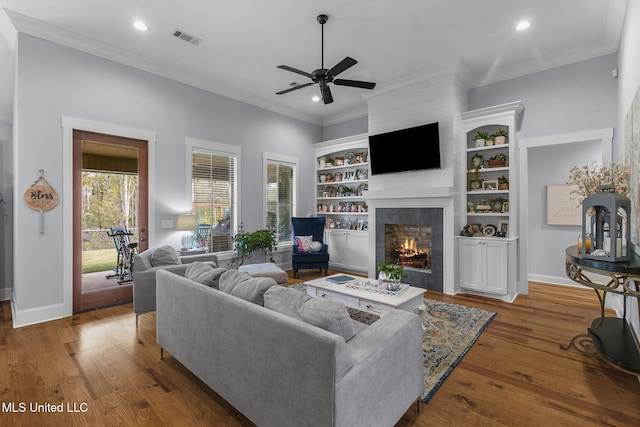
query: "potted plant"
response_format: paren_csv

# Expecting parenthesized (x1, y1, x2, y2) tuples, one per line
(231, 224, 277, 266)
(377, 260, 406, 287)
(488, 152, 507, 168)
(485, 135, 494, 146)
(498, 175, 509, 190)
(325, 157, 334, 167)
(474, 131, 489, 147)
(493, 128, 508, 145)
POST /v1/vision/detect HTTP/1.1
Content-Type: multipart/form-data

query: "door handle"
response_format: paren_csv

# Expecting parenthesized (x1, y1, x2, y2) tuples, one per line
(139, 237, 146, 242)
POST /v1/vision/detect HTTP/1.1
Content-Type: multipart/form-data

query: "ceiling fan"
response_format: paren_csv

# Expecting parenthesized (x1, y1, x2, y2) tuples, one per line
(276, 14, 376, 104)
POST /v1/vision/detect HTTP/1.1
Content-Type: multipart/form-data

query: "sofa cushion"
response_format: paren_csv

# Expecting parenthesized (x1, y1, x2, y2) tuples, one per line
(219, 269, 277, 306)
(150, 245, 181, 266)
(185, 262, 226, 289)
(264, 286, 356, 342)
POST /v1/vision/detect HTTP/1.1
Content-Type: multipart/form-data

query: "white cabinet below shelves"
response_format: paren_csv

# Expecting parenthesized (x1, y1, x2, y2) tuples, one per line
(457, 237, 516, 300)
(325, 230, 368, 274)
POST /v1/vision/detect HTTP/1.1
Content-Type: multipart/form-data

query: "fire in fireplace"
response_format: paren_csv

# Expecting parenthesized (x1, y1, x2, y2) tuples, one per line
(392, 237, 431, 269)
(384, 224, 431, 271)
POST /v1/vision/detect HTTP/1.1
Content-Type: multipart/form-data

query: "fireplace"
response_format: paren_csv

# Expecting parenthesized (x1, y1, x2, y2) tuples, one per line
(375, 208, 443, 291)
(385, 224, 432, 270)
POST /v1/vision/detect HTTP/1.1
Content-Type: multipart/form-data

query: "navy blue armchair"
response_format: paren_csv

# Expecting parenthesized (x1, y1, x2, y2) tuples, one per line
(291, 216, 329, 278)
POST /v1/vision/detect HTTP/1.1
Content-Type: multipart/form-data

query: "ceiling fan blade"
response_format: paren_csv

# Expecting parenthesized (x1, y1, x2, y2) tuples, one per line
(277, 65, 313, 78)
(320, 82, 333, 104)
(333, 79, 376, 90)
(327, 57, 357, 78)
(276, 82, 314, 95)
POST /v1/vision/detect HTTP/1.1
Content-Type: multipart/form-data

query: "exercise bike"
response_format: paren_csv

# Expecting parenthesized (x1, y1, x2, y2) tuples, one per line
(106, 228, 137, 284)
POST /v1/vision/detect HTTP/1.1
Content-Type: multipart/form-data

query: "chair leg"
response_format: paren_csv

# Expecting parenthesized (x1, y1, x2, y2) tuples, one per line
(293, 269, 298, 278)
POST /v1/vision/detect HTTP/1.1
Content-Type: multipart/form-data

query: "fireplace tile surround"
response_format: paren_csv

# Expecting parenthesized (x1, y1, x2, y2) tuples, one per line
(364, 187, 455, 295)
(376, 207, 443, 291)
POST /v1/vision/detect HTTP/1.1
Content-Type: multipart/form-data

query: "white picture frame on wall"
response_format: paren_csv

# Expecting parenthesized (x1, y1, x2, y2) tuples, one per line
(546, 184, 582, 226)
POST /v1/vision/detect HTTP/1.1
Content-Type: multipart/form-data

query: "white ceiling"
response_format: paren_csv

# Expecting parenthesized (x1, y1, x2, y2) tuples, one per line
(0, 0, 629, 126)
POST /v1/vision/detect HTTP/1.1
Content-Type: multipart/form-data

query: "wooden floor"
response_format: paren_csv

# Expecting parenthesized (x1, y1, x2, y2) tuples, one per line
(1, 270, 640, 426)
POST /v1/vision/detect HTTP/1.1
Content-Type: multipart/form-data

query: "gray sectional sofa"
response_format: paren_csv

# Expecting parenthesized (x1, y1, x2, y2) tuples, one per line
(156, 268, 424, 427)
(132, 245, 219, 324)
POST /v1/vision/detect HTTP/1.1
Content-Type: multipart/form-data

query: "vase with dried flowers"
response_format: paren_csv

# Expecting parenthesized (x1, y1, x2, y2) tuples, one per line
(567, 162, 630, 203)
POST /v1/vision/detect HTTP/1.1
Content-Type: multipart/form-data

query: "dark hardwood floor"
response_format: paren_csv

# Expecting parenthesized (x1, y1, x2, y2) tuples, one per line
(1, 270, 639, 426)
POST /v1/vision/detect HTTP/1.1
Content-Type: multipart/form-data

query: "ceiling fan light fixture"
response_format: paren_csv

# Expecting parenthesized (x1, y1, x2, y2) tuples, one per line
(312, 95, 321, 102)
(276, 14, 376, 105)
(516, 20, 530, 31)
(133, 21, 148, 31)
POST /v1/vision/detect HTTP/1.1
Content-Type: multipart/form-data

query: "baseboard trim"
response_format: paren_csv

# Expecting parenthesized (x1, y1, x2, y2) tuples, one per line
(0, 287, 12, 301)
(11, 294, 66, 328)
(528, 274, 581, 287)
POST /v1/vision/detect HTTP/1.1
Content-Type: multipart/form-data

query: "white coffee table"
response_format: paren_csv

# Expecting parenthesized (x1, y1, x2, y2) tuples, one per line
(304, 274, 426, 325)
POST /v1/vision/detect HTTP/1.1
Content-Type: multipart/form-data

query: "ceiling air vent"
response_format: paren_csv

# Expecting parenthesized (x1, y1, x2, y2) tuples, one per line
(173, 29, 203, 46)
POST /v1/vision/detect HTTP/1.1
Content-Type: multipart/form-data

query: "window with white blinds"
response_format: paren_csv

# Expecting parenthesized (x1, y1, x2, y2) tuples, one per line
(190, 143, 239, 252)
(264, 153, 297, 244)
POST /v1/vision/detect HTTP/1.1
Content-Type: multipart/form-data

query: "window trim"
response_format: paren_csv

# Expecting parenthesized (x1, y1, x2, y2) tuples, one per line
(263, 152, 298, 244)
(185, 137, 242, 245)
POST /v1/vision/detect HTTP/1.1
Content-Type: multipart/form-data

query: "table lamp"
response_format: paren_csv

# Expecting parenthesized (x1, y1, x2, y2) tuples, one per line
(176, 214, 198, 249)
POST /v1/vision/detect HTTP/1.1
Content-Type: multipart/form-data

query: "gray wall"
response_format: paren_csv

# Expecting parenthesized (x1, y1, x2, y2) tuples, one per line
(321, 116, 368, 142)
(0, 120, 11, 299)
(527, 140, 601, 281)
(12, 33, 321, 315)
(470, 54, 618, 143)
(469, 54, 619, 283)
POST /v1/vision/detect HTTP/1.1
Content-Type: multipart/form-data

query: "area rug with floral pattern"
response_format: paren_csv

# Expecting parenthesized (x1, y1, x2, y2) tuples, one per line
(289, 283, 496, 403)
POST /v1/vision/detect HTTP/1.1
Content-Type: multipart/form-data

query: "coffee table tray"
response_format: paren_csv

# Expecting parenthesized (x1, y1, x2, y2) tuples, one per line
(344, 280, 409, 297)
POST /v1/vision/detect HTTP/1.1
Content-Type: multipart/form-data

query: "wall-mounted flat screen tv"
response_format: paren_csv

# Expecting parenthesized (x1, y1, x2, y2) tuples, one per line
(368, 122, 440, 175)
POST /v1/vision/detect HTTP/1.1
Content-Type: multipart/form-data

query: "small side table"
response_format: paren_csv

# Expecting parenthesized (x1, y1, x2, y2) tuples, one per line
(565, 245, 640, 375)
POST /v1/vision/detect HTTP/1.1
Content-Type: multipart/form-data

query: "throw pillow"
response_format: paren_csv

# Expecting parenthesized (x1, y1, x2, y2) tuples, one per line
(185, 262, 226, 289)
(309, 241, 323, 252)
(150, 245, 181, 266)
(295, 235, 313, 253)
(264, 286, 356, 342)
(219, 269, 277, 306)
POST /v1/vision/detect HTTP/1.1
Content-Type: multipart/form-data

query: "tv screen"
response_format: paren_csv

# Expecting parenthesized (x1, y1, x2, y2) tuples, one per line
(368, 122, 440, 175)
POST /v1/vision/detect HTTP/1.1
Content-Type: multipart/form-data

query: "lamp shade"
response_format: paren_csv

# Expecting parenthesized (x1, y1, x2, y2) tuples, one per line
(176, 214, 198, 231)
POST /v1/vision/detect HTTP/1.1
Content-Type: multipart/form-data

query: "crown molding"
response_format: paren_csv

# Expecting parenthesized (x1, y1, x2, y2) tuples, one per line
(5, 9, 324, 127)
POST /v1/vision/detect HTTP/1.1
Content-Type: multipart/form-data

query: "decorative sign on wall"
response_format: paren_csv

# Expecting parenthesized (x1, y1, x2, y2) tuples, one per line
(24, 169, 59, 233)
(546, 184, 581, 226)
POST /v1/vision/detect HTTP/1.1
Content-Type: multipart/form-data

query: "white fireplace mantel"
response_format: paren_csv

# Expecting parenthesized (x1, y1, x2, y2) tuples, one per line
(362, 186, 454, 201)
(364, 187, 456, 296)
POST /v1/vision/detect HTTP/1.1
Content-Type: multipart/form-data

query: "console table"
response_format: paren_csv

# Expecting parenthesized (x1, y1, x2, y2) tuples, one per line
(565, 245, 640, 375)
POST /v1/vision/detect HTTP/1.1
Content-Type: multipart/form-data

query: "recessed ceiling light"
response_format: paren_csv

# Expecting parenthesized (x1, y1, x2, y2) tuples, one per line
(312, 95, 321, 102)
(515, 21, 530, 31)
(133, 21, 148, 31)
